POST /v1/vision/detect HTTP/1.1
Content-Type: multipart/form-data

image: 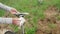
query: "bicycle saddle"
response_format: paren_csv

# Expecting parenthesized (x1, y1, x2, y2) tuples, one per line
(14, 13, 29, 17)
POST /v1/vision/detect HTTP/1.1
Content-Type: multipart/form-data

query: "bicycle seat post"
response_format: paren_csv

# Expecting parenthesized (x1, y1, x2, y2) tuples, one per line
(19, 13, 29, 34)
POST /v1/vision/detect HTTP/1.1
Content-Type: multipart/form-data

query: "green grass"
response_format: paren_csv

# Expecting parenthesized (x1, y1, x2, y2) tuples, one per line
(0, 0, 60, 34)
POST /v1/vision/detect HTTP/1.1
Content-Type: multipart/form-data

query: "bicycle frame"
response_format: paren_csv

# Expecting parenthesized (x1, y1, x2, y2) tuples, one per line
(16, 13, 29, 34)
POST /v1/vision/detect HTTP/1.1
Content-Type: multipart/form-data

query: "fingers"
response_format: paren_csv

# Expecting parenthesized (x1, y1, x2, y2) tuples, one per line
(12, 18, 20, 26)
(10, 8, 18, 14)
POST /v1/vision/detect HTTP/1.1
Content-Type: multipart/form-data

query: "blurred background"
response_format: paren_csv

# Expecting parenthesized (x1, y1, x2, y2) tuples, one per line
(0, 0, 60, 34)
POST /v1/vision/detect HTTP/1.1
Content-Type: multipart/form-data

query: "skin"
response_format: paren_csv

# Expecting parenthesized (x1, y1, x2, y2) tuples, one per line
(10, 8, 18, 14)
(12, 18, 20, 26)
(10, 8, 20, 26)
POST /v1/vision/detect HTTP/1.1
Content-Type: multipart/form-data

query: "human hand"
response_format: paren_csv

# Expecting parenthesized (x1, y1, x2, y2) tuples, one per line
(10, 8, 18, 14)
(12, 18, 20, 26)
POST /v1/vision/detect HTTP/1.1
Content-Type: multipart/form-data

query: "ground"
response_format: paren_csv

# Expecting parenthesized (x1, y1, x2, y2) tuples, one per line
(36, 5, 60, 34)
(0, 0, 60, 34)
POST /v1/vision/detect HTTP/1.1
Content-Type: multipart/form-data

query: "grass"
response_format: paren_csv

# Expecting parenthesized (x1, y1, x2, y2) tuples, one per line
(0, 0, 60, 34)
(48, 23, 57, 29)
